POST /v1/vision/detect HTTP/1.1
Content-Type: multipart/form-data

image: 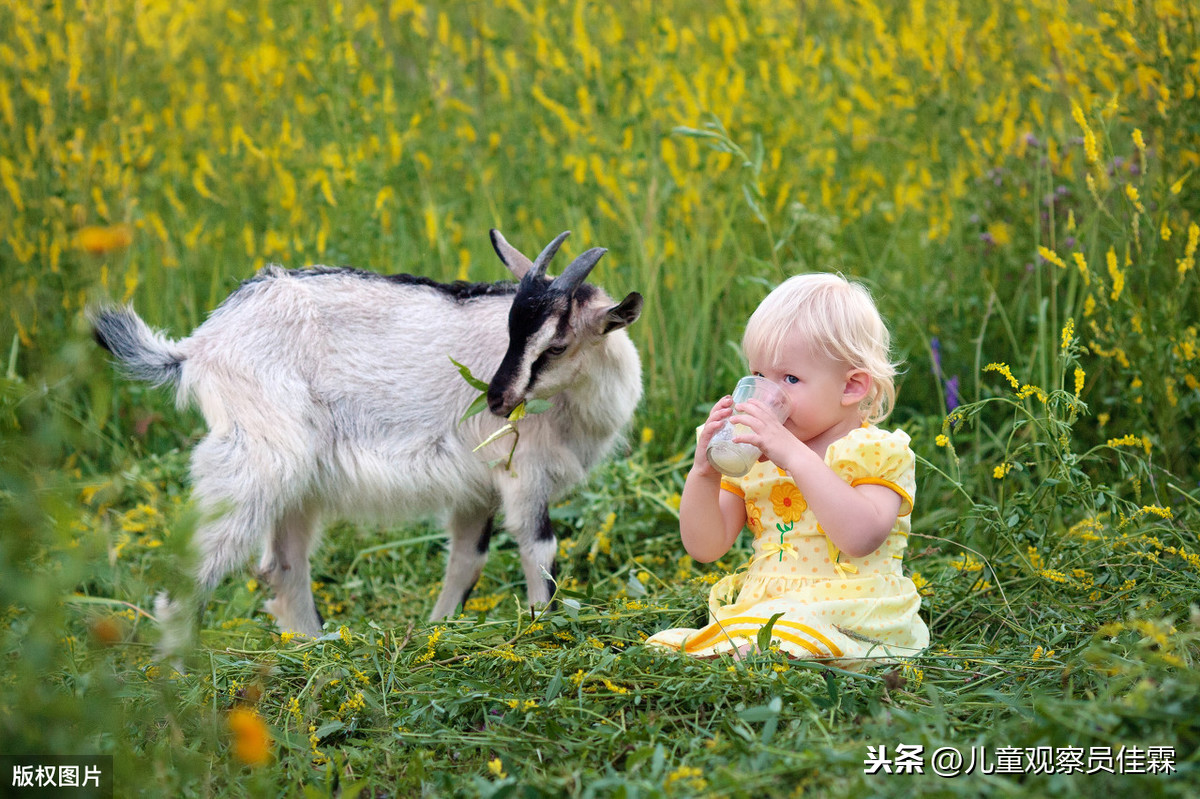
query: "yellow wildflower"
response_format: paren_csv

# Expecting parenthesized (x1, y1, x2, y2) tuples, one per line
(664, 765, 707, 792)
(77, 223, 134, 255)
(986, 221, 1011, 246)
(984, 362, 1020, 389)
(1071, 101, 1100, 167)
(464, 592, 505, 613)
(951, 553, 984, 572)
(1037, 245, 1066, 269)
(488, 758, 508, 779)
(910, 571, 933, 596)
(1071, 252, 1090, 285)
(1125, 184, 1145, 215)
(1106, 247, 1124, 301)
(1060, 318, 1075, 351)
(227, 707, 272, 766)
(1132, 128, 1146, 158)
(1178, 222, 1199, 276)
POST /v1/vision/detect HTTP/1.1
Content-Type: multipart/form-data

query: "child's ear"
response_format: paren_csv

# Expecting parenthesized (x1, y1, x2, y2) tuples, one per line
(842, 369, 871, 406)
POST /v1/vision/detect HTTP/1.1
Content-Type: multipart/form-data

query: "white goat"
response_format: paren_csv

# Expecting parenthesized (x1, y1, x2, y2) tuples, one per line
(91, 230, 643, 637)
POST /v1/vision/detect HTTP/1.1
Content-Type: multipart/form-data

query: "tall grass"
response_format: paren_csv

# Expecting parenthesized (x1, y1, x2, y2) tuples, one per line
(2, 0, 1199, 796)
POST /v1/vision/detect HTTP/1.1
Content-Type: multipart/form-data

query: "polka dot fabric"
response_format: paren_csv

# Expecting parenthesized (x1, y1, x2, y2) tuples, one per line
(647, 426, 929, 667)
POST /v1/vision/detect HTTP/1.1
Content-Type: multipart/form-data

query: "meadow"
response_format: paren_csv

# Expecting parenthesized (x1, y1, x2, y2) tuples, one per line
(2, 0, 1200, 795)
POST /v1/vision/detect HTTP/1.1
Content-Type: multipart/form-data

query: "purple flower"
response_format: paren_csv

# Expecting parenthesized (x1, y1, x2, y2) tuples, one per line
(944, 375, 961, 412)
(931, 338, 960, 411)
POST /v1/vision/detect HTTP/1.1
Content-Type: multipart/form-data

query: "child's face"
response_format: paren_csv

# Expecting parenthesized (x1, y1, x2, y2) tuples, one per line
(749, 338, 864, 444)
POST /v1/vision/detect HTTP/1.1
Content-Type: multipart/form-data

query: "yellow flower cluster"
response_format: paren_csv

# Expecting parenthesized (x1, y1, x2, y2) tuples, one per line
(1106, 433, 1153, 455)
(910, 571, 933, 597)
(664, 765, 707, 793)
(1060, 318, 1075, 351)
(950, 553, 984, 572)
(1038, 246, 1067, 269)
(985, 362, 1020, 389)
(505, 698, 538, 711)
(1179, 222, 1200, 276)
(414, 626, 444, 664)
(337, 691, 366, 718)
(463, 592, 505, 613)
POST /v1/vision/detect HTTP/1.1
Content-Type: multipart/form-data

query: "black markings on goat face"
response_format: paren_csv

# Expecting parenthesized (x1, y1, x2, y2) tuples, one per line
(487, 279, 571, 416)
(486, 233, 607, 417)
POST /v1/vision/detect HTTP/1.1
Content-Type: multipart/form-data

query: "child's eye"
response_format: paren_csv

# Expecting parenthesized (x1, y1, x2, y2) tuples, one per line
(784, 375, 800, 384)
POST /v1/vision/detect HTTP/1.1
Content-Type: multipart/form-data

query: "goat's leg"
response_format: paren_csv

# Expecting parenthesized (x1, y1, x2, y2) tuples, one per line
(429, 511, 495, 620)
(498, 484, 557, 610)
(259, 509, 324, 636)
(155, 497, 275, 655)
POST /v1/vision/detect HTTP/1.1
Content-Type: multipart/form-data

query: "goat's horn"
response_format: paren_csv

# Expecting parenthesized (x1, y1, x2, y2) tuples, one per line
(528, 231, 571, 280)
(490, 229, 535, 278)
(552, 247, 606, 295)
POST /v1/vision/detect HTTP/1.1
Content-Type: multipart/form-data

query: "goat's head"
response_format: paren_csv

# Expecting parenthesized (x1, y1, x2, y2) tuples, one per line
(486, 230, 642, 417)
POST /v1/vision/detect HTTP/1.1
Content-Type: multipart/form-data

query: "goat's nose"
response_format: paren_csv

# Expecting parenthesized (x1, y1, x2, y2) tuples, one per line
(487, 389, 508, 417)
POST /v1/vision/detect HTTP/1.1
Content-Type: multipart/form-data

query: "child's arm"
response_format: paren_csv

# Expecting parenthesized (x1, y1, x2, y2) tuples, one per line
(679, 397, 748, 562)
(731, 401, 901, 558)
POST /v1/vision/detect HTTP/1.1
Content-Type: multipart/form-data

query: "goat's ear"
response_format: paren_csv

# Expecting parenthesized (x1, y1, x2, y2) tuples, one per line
(490, 229, 534, 279)
(600, 292, 643, 334)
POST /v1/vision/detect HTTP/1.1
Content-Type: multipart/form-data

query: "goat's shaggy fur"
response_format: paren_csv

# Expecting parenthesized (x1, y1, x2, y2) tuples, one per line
(92, 230, 642, 640)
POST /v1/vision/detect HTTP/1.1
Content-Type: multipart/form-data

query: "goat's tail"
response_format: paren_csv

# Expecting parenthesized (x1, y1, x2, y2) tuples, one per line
(90, 306, 187, 388)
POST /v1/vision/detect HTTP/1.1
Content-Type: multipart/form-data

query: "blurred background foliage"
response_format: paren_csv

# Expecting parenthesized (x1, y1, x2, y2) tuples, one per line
(2, 0, 1199, 795)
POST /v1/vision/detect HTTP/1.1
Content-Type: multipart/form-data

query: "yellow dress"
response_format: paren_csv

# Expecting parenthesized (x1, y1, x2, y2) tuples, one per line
(647, 426, 929, 666)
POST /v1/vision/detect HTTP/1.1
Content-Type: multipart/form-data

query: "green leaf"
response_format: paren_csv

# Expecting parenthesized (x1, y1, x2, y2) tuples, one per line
(448, 356, 489, 392)
(524, 398, 553, 415)
(507, 401, 527, 422)
(313, 720, 346, 740)
(459, 392, 489, 422)
(756, 611, 785, 653)
(737, 697, 781, 723)
(626, 572, 647, 598)
(473, 423, 515, 452)
(742, 184, 766, 224)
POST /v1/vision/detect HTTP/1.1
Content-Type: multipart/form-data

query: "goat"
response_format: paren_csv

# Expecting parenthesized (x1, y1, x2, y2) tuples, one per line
(91, 230, 643, 638)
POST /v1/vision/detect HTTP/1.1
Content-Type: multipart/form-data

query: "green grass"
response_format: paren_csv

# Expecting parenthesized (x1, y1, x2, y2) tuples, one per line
(3, 0, 1200, 796)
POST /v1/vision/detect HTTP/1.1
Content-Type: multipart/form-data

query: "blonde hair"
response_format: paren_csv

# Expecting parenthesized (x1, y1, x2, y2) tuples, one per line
(742, 273, 898, 423)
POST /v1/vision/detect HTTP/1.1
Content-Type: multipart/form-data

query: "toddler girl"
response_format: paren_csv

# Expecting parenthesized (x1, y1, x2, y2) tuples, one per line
(647, 274, 929, 665)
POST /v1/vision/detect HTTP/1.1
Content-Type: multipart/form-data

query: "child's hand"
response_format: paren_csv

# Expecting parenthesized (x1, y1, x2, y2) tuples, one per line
(691, 396, 735, 478)
(730, 399, 799, 467)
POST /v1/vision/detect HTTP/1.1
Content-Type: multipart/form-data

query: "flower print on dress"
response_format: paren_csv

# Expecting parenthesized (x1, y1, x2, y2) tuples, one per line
(770, 482, 806, 523)
(758, 529, 799, 563)
(746, 500, 765, 536)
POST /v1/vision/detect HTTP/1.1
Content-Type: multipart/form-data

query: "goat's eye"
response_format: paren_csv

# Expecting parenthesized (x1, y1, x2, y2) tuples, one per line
(546, 344, 568, 357)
